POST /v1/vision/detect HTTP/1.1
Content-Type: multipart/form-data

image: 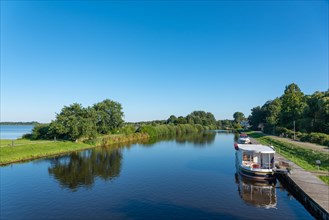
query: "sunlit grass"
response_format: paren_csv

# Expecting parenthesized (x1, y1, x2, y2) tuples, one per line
(0, 133, 150, 165)
(248, 132, 329, 172)
(319, 176, 329, 185)
(0, 139, 53, 147)
(0, 141, 92, 165)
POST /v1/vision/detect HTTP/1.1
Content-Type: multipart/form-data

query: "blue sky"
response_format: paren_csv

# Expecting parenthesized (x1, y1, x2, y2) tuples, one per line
(1, 1, 328, 123)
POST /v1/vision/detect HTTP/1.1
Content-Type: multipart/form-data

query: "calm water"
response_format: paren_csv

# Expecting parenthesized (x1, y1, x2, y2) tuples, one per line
(0, 132, 314, 219)
(0, 125, 34, 139)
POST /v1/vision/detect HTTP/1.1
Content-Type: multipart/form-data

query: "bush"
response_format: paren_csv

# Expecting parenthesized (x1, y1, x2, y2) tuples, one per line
(120, 125, 137, 135)
(138, 125, 158, 137)
(30, 124, 53, 140)
(300, 133, 329, 146)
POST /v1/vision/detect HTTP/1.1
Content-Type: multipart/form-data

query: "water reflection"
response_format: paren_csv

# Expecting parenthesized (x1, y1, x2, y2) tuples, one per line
(48, 147, 122, 191)
(175, 132, 216, 146)
(235, 173, 277, 209)
(48, 132, 216, 190)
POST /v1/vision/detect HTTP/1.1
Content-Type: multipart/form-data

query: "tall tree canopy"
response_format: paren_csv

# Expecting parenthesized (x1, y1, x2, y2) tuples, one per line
(233, 112, 245, 124)
(248, 83, 328, 134)
(280, 83, 307, 128)
(93, 99, 124, 134)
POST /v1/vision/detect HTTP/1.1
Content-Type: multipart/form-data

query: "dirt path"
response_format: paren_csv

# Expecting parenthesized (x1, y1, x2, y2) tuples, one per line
(266, 135, 329, 154)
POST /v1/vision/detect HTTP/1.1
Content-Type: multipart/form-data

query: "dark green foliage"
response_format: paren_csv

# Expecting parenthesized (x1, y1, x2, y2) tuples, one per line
(300, 133, 329, 147)
(248, 83, 329, 136)
(233, 112, 245, 124)
(49, 103, 98, 141)
(248, 106, 266, 130)
(165, 110, 221, 129)
(30, 124, 53, 140)
(280, 83, 307, 129)
(93, 99, 124, 134)
(31, 99, 124, 141)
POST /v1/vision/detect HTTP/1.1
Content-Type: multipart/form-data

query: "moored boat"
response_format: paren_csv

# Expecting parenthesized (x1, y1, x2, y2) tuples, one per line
(235, 144, 276, 180)
(238, 133, 251, 144)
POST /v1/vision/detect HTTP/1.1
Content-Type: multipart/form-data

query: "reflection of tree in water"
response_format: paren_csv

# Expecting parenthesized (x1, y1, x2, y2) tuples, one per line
(48, 147, 122, 191)
(175, 132, 216, 146)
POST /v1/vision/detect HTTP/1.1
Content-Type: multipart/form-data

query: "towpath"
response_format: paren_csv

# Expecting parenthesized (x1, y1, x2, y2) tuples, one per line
(250, 136, 329, 218)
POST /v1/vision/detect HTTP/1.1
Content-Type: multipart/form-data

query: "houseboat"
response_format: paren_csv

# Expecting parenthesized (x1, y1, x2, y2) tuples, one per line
(235, 144, 276, 180)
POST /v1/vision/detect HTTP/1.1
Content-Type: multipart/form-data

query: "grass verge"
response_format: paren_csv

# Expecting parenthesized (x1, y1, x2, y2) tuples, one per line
(248, 132, 329, 172)
(0, 133, 150, 166)
(319, 176, 329, 185)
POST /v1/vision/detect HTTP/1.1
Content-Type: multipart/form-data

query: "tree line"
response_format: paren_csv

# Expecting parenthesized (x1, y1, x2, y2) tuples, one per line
(248, 83, 329, 135)
(28, 99, 246, 141)
(132, 111, 240, 130)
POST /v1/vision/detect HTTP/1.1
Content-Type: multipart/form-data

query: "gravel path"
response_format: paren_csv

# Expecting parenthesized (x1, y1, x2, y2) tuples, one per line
(266, 135, 329, 154)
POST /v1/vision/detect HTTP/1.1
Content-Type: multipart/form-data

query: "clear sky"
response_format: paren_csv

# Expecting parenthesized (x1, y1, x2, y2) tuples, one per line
(1, 1, 328, 123)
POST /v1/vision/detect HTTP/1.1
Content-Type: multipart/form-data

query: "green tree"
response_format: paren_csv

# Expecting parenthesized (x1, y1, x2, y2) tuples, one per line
(93, 99, 124, 134)
(50, 103, 97, 141)
(166, 115, 177, 124)
(280, 83, 307, 129)
(263, 98, 282, 126)
(233, 112, 245, 124)
(248, 106, 266, 130)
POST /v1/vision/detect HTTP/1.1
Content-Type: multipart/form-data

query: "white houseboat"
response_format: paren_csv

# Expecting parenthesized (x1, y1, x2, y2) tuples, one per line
(235, 144, 276, 180)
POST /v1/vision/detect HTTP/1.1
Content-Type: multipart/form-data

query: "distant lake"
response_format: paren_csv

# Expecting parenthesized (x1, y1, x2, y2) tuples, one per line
(0, 125, 34, 139)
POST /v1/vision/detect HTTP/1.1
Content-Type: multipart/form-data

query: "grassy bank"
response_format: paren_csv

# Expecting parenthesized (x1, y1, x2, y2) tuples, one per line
(248, 132, 329, 172)
(0, 133, 150, 166)
(0, 124, 204, 165)
(319, 176, 329, 185)
(248, 132, 329, 185)
(0, 141, 93, 165)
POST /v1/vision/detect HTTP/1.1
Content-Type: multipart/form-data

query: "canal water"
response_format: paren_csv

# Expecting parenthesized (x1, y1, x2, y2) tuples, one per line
(0, 132, 314, 219)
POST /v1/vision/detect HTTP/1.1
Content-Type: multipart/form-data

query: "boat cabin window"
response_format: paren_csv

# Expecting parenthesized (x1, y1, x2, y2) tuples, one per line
(242, 152, 253, 161)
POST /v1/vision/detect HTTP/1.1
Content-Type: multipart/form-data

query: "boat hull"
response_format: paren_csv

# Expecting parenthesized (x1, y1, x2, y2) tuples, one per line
(238, 166, 276, 181)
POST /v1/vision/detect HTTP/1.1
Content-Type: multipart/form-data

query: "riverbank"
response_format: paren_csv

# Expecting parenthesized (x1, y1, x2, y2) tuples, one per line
(248, 134, 329, 219)
(0, 133, 150, 166)
(248, 132, 329, 172)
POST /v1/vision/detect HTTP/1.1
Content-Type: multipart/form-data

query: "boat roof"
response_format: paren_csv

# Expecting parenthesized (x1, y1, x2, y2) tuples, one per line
(237, 144, 275, 153)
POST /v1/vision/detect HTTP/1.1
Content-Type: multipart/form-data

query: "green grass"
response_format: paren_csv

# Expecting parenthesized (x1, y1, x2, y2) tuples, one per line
(0, 139, 54, 147)
(0, 133, 150, 165)
(319, 176, 329, 185)
(248, 132, 329, 172)
(0, 141, 93, 165)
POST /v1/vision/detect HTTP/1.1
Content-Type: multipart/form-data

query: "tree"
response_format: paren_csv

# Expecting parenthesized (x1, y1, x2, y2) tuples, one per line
(233, 112, 245, 124)
(166, 115, 177, 124)
(50, 103, 97, 141)
(248, 106, 266, 130)
(280, 83, 307, 129)
(93, 99, 124, 134)
(263, 98, 282, 126)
